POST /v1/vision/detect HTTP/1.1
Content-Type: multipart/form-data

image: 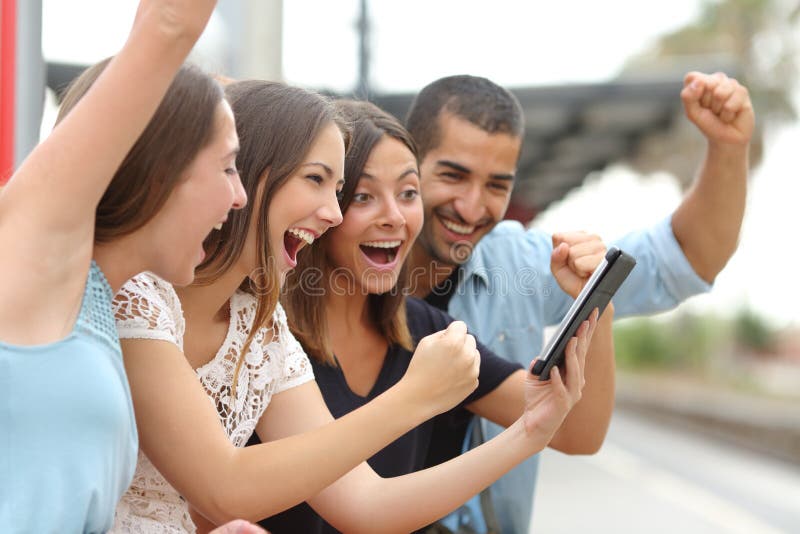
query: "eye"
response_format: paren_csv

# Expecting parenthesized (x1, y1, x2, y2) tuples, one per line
(488, 182, 510, 192)
(399, 189, 419, 201)
(352, 192, 371, 204)
(306, 174, 324, 185)
(225, 167, 239, 177)
(440, 172, 462, 181)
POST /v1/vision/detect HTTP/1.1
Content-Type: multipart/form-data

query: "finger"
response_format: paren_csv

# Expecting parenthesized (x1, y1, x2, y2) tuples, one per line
(711, 78, 736, 115)
(472, 347, 481, 378)
(575, 320, 590, 371)
(566, 236, 605, 255)
(463, 332, 477, 354)
(587, 308, 599, 342)
(565, 340, 584, 400)
(681, 78, 706, 120)
(719, 108, 737, 124)
(700, 74, 724, 109)
(566, 239, 606, 268)
(550, 366, 564, 391)
(683, 70, 708, 90)
(550, 242, 569, 270)
(572, 253, 606, 277)
(702, 72, 726, 109)
(700, 89, 712, 109)
(553, 230, 590, 247)
(718, 83, 748, 123)
(444, 320, 467, 338)
(564, 337, 581, 396)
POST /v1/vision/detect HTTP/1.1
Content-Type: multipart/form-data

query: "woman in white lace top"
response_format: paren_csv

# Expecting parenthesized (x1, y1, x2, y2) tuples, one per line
(108, 81, 482, 533)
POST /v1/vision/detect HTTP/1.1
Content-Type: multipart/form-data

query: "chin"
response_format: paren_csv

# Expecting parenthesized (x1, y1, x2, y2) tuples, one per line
(155, 262, 196, 287)
(367, 276, 401, 296)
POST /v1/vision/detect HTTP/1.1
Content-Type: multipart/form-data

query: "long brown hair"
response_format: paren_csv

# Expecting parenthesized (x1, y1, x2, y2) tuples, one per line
(56, 58, 224, 243)
(283, 99, 416, 365)
(195, 80, 349, 386)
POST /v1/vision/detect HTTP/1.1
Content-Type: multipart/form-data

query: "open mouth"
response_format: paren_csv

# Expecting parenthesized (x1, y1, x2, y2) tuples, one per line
(283, 228, 315, 265)
(359, 240, 402, 266)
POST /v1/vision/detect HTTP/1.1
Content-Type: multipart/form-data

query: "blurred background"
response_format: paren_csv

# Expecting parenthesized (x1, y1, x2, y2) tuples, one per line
(2, 0, 798, 532)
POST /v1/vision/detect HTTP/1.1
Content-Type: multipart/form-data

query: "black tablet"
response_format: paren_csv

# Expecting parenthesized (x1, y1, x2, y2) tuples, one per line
(531, 246, 636, 380)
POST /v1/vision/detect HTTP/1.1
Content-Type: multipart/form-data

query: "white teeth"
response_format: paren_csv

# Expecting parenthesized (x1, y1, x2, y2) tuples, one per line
(288, 228, 314, 245)
(361, 240, 402, 248)
(441, 218, 475, 235)
(213, 223, 223, 230)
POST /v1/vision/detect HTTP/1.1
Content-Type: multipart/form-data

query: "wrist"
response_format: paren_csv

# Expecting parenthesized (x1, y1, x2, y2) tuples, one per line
(706, 140, 749, 162)
(511, 418, 551, 456)
(132, 6, 207, 52)
(385, 380, 436, 426)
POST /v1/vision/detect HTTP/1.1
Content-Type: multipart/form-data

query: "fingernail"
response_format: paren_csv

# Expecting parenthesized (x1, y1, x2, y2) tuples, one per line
(691, 80, 701, 90)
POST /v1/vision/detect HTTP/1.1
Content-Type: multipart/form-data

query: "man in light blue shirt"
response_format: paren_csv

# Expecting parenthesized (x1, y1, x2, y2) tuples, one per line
(405, 72, 754, 533)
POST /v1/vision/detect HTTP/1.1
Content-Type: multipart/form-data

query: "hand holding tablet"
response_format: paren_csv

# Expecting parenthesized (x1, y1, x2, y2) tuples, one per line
(532, 247, 636, 380)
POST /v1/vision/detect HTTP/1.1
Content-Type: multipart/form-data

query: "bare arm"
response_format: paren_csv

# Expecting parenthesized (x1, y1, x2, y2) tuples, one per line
(1, 1, 216, 232)
(0, 1, 217, 342)
(671, 71, 754, 283)
(123, 321, 479, 525)
(256, 337, 587, 534)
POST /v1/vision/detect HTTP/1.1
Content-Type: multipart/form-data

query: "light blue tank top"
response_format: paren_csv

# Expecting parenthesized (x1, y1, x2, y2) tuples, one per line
(0, 261, 138, 533)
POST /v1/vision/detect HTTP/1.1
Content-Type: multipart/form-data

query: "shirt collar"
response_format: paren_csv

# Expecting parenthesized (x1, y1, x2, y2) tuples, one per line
(459, 243, 492, 289)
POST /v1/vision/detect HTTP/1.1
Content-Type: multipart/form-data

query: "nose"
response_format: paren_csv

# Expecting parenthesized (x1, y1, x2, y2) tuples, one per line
(453, 182, 487, 224)
(319, 191, 343, 228)
(379, 197, 406, 229)
(231, 173, 248, 210)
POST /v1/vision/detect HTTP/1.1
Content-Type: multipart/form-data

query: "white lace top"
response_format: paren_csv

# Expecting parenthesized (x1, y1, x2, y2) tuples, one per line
(110, 273, 314, 533)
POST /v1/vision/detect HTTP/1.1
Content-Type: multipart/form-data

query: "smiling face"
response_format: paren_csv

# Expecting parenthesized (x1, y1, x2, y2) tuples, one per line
(325, 135, 423, 295)
(143, 100, 246, 286)
(416, 112, 521, 266)
(255, 121, 346, 287)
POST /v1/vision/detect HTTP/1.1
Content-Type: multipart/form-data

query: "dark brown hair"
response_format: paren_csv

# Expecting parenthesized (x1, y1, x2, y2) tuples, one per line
(283, 99, 415, 365)
(195, 80, 349, 383)
(405, 74, 524, 161)
(56, 58, 224, 243)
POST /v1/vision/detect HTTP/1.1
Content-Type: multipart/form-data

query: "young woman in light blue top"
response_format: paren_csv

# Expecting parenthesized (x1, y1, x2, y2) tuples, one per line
(0, 1, 251, 532)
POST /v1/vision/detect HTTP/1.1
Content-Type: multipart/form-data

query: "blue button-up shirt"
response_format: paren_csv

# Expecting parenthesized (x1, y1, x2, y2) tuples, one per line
(441, 216, 711, 533)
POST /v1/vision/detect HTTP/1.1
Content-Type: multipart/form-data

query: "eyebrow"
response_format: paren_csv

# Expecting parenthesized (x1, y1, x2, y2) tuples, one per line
(301, 161, 334, 177)
(361, 167, 419, 182)
(224, 147, 240, 160)
(436, 159, 515, 181)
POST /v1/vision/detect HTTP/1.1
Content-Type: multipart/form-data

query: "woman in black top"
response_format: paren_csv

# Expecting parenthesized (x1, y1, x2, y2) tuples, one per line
(251, 100, 614, 533)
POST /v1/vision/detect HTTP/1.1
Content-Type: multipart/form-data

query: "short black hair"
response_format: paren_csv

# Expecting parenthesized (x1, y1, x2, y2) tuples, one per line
(405, 75, 524, 160)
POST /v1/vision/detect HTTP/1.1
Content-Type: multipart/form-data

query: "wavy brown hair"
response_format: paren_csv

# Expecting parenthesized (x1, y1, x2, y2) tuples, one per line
(283, 99, 416, 365)
(195, 80, 349, 388)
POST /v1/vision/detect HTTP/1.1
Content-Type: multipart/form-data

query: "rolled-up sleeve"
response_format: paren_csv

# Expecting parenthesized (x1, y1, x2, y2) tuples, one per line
(612, 216, 712, 317)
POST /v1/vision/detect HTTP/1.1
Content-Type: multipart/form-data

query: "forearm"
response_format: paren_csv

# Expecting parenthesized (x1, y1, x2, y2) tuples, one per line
(197, 383, 433, 523)
(325, 420, 545, 534)
(8, 3, 206, 228)
(549, 304, 615, 453)
(671, 142, 748, 282)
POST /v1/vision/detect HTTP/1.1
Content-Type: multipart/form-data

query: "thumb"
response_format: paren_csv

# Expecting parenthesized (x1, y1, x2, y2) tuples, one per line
(550, 242, 569, 271)
(443, 320, 467, 338)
